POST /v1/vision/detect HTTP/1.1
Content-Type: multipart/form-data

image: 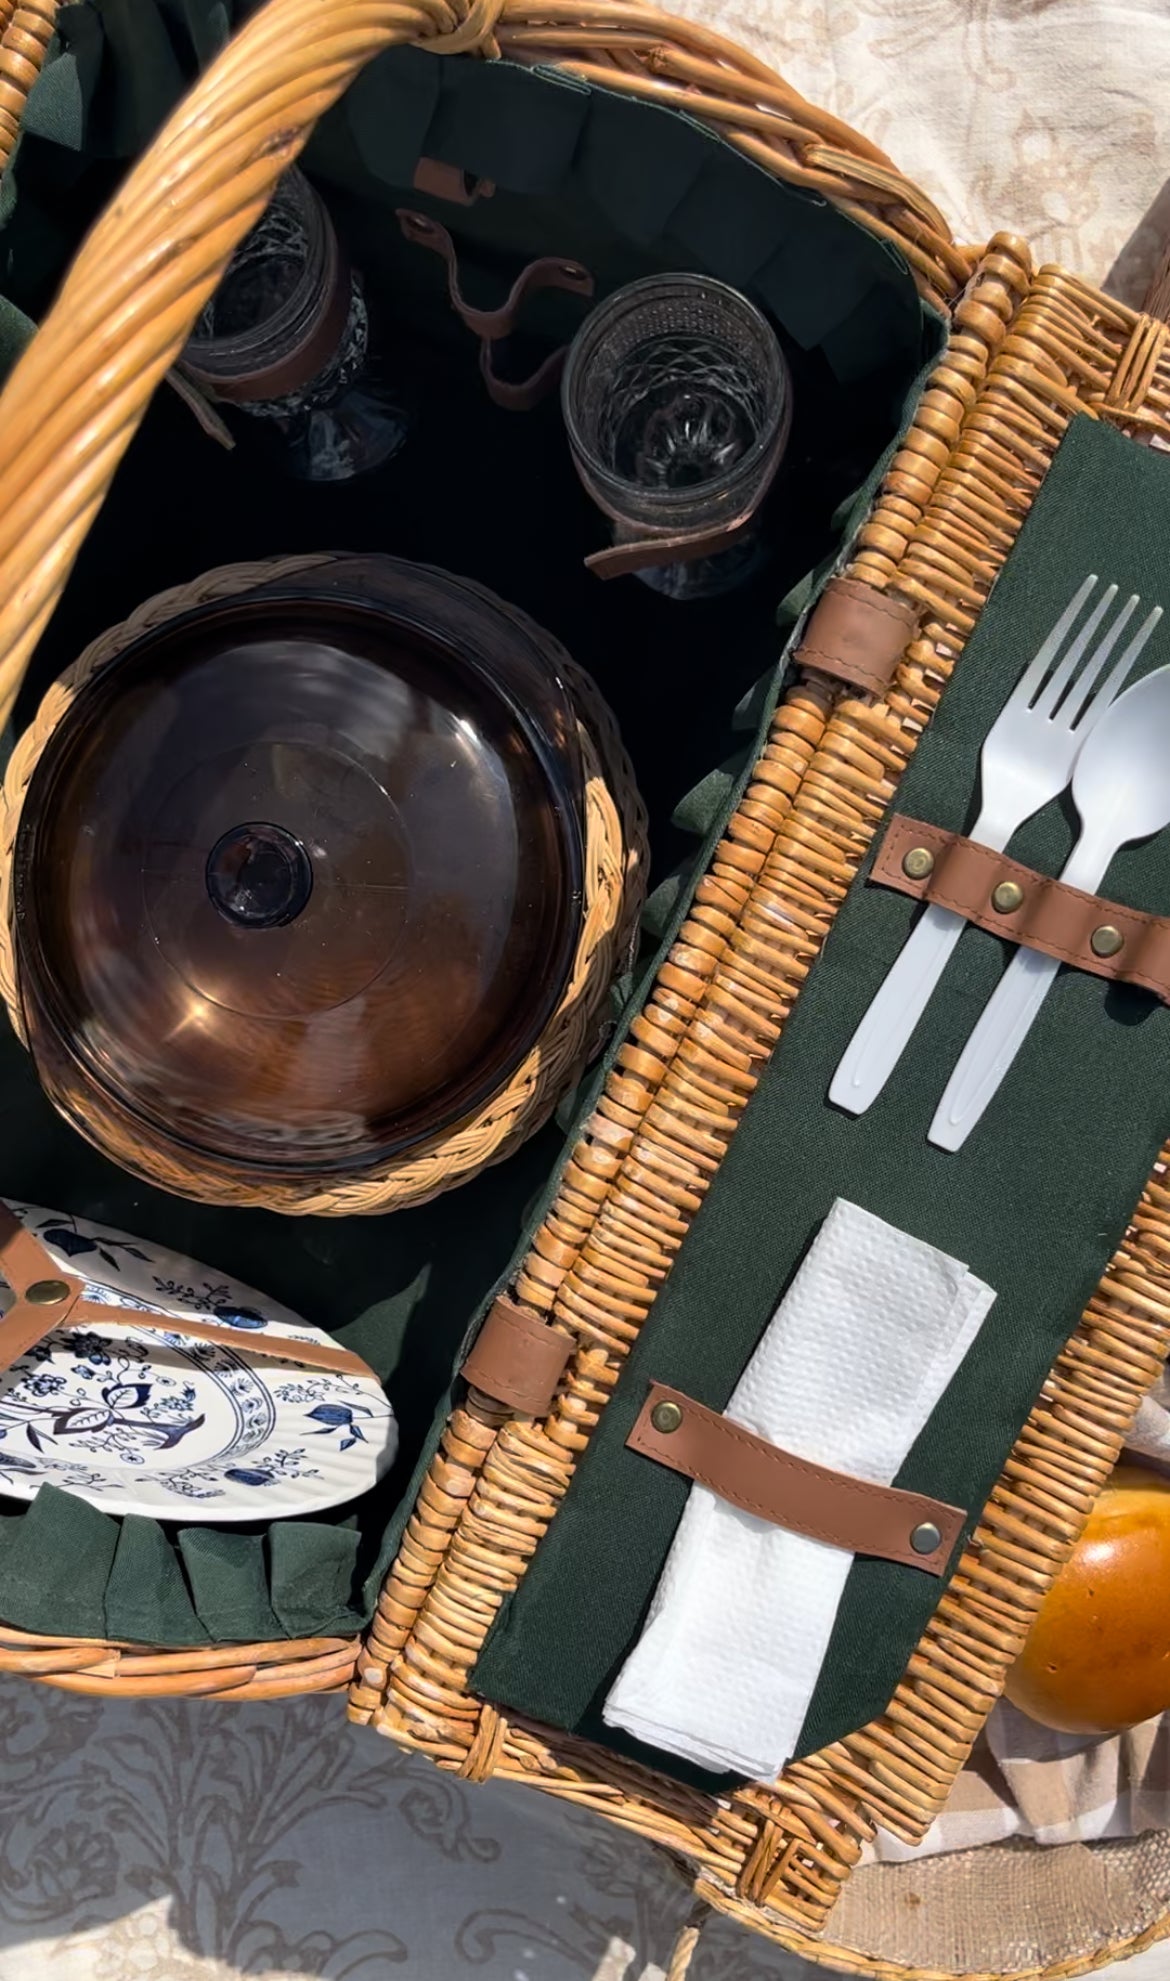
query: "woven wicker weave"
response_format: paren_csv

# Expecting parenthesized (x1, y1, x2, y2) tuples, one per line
(0, 4, 1165, 1976)
(349, 248, 1170, 1975)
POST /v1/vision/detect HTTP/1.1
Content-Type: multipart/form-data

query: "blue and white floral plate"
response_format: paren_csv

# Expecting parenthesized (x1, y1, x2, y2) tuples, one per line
(0, 1204, 397, 1519)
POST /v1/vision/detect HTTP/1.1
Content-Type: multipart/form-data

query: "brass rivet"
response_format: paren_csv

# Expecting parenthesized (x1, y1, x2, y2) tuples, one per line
(1091, 923, 1124, 958)
(910, 1521, 942, 1556)
(25, 1278, 71, 1306)
(902, 846, 934, 880)
(650, 1399, 683, 1435)
(991, 880, 1024, 914)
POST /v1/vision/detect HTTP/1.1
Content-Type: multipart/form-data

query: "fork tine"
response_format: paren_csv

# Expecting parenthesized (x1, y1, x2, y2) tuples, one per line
(1061, 592, 1139, 723)
(1077, 603, 1164, 733)
(1009, 573, 1099, 707)
(1032, 582, 1118, 717)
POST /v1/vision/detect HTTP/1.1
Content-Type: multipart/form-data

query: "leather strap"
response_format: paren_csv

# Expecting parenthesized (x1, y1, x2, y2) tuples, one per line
(583, 400, 793, 582)
(793, 576, 919, 695)
(461, 1296, 574, 1415)
(0, 1204, 372, 1379)
(874, 814, 1170, 1002)
(411, 157, 495, 205)
(180, 225, 353, 407)
(397, 208, 593, 411)
(585, 509, 757, 581)
(627, 1382, 965, 1575)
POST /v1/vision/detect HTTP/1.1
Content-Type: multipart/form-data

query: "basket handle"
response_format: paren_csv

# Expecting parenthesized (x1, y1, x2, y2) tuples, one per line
(0, 0, 966, 735)
(0, 0, 494, 735)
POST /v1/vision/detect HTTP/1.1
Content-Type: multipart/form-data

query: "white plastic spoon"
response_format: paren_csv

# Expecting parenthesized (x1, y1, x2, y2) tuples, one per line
(929, 657, 1170, 1151)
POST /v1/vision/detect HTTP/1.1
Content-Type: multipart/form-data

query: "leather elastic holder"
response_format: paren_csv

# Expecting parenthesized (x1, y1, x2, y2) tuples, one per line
(585, 494, 766, 583)
(397, 208, 594, 411)
(793, 575, 919, 695)
(460, 1295, 574, 1416)
(0, 1203, 373, 1380)
(627, 1382, 965, 1575)
(583, 396, 792, 583)
(179, 224, 353, 408)
(874, 814, 1170, 1002)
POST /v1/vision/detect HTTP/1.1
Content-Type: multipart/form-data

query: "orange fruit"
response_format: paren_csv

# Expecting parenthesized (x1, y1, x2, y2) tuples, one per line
(1004, 1462, 1170, 1734)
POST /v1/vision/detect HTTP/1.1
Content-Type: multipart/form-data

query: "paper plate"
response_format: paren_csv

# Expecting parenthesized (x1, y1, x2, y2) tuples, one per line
(0, 1204, 397, 1519)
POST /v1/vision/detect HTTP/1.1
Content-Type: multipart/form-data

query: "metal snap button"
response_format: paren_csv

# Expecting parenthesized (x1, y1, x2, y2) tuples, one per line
(1090, 924, 1124, 958)
(25, 1279, 71, 1306)
(991, 880, 1024, 913)
(650, 1399, 683, 1435)
(910, 1521, 942, 1556)
(901, 846, 934, 880)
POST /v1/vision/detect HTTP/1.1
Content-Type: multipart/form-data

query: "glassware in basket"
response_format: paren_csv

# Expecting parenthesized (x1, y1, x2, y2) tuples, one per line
(562, 273, 792, 600)
(178, 167, 409, 482)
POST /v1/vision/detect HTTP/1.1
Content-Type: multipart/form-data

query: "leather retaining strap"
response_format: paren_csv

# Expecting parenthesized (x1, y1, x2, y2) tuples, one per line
(179, 224, 352, 407)
(461, 1295, 574, 1416)
(397, 208, 593, 412)
(627, 1382, 965, 1575)
(793, 575, 919, 695)
(585, 509, 758, 582)
(874, 814, 1170, 1002)
(583, 399, 793, 582)
(0, 1203, 374, 1380)
(411, 157, 495, 205)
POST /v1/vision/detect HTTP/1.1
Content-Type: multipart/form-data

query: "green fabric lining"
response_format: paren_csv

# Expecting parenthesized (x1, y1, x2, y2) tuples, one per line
(0, 2, 937, 1647)
(107, 1516, 211, 1644)
(471, 415, 1170, 1780)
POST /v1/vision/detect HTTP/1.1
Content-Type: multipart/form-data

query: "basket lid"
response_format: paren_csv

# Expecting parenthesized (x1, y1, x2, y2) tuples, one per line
(13, 558, 584, 1181)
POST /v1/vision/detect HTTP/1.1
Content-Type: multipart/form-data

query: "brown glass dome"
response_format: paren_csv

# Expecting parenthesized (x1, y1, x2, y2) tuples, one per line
(14, 561, 584, 1180)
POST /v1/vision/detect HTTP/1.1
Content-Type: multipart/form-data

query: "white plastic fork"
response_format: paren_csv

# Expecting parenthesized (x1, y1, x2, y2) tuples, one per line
(829, 575, 1153, 1116)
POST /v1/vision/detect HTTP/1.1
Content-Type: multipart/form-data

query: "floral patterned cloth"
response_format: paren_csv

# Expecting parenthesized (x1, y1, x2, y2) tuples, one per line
(667, 0, 1170, 303)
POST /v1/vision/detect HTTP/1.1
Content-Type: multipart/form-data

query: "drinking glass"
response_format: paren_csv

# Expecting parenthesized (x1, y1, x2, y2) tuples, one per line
(180, 168, 408, 482)
(562, 273, 792, 599)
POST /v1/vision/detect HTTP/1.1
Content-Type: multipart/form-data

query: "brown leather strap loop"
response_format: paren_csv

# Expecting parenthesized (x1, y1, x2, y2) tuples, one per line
(585, 510, 757, 580)
(793, 575, 919, 695)
(584, 396, 793, 581)
(0, 1203, 372, 1379)
(411, 157, 495, 205)
(461, 1295, 573, 1416)
(396, 208, 593, 339)
(397, 207, 592, 412)
(873, 814, 1170, 1002)
(180, 226, 353, 407)
(627, 1382, 965, 1575)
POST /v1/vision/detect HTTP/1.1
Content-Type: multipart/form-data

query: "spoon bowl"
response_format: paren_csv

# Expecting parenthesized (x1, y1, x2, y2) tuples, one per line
(930, 652, 1170, 1151)
(1065, 662, 1170, 886)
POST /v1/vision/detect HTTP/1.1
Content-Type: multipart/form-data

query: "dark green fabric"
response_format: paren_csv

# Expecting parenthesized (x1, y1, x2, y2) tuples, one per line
(472, 414, 1170, 1779)
(0, 6, 936, 1645)
(107, 1515, 210, 1643)
(0, 1485, 118, 1631)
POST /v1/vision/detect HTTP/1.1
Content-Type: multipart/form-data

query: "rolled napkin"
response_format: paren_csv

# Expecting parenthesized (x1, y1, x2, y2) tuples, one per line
(604, 1197, 996, 1779)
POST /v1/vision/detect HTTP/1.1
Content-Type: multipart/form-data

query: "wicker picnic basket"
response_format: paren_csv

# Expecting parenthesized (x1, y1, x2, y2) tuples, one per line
(0, 0, 1168, 1975)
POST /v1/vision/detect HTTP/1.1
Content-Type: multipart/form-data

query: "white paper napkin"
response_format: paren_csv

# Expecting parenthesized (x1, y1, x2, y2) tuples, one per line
(603, 1197, 995, 1779)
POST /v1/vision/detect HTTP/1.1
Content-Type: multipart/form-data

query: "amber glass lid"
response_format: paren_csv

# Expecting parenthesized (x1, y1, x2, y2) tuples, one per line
(14, 572, 583, 1177)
